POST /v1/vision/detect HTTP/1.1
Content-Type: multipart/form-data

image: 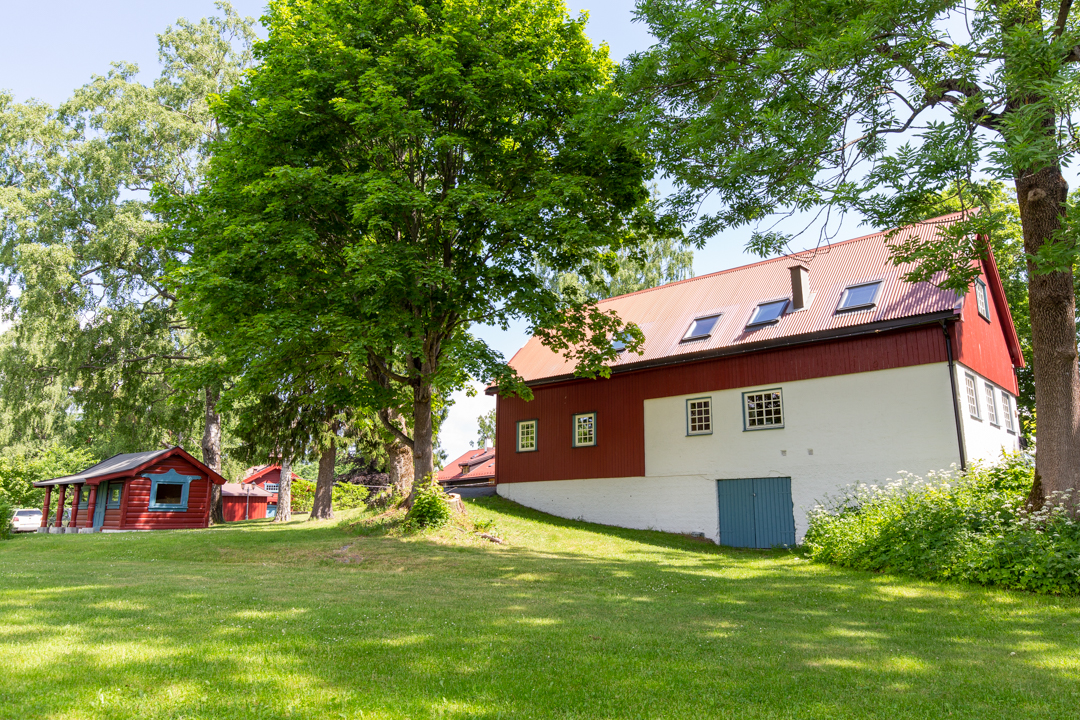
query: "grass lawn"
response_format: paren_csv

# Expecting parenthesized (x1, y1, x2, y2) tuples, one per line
(1, 498, 1078, 719)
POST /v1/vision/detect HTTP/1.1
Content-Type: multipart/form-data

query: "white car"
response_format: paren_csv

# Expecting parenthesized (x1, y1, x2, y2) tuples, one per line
(10, 508, 43, 533)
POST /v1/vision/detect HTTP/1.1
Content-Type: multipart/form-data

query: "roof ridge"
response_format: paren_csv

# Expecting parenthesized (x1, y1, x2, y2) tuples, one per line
(597, 211, 969, 305)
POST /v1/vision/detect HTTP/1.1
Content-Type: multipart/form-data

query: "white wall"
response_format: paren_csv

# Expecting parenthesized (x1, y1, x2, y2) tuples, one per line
(955, 363, 1022, 464)
(501, 362, 999, 543)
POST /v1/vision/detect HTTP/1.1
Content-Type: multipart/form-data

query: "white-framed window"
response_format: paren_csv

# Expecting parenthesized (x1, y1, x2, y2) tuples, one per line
(964, 373, 981, 419)
(743, 389, 784, 430)
(975, 278, 990, 320)
(572, 412, 596, 447)
(516, 419, 538, 452)
(265, 482, 279, 493)
(1002, 394, 1016, 433)
(985, 384, 999, 426)
(837, 281, 882, 311)
(686, 397, 712, 435)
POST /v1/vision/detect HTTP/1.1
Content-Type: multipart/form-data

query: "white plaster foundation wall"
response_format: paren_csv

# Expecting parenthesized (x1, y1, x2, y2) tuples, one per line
(955, 363, 1022, 464)
(500, 362, 994, 543)
(498, 475, 722, 541)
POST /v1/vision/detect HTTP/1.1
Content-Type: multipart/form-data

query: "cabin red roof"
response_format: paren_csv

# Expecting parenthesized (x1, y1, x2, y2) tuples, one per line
(243, 465, 302, 483)
(499, 213, 997, 387)
(437, 448, 496, 483)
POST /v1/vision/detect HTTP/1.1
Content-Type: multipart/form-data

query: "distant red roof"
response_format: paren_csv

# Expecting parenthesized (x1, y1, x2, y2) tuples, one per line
(497, 213, 974, 387)
(221, 483, 274, 498)
(244, 465, 301, 483)
(437, 448, 496, 484)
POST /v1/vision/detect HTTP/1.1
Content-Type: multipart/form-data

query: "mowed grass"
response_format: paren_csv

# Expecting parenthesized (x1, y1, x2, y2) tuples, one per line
(1, 498, 1079, 720)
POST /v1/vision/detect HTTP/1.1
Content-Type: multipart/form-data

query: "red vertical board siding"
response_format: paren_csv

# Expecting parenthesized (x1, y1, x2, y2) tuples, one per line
(953, 259, 1019, 395)
(498, 325, 950, 484)
(222, 497, 267, 522)
(251, 468, 281, 505)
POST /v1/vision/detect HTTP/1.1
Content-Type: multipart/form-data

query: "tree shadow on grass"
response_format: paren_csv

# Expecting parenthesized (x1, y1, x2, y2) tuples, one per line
(1, 500, 1079, 720)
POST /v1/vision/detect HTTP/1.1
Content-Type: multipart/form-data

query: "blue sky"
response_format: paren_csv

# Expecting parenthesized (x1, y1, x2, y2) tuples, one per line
(0, 1, 863, 462)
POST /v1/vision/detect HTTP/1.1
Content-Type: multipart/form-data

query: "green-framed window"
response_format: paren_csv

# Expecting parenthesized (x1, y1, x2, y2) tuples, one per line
(743, 389, 784, 430)
(516, 419, 538, 453)
(572, 412, 596, 447)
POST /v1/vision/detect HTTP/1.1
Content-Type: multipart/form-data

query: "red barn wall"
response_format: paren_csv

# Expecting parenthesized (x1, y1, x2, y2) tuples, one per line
(953, 258, 1019, 395)
(497, 325, 951, 485)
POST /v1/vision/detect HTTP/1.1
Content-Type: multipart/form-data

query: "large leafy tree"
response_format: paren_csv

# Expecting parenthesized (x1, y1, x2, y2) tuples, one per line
(627, 0, 1080, 507)
(0, 4, 255, 496)
(179, 0, 664, 497)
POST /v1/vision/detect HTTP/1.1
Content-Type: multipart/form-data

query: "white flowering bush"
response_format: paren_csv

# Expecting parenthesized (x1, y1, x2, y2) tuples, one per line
(804, 453, 1080, 595)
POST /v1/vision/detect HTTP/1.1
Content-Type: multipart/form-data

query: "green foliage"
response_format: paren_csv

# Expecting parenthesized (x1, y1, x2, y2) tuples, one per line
(0, 444, 96, 509)
(176, 0, 666, 484)
(625, 0, 1080, 283)
(289, 479, 316, 513)
(333, 483, 369, 511)
(408, 482, 453, 528)
(0, 496, 12, 541)
(472, 410, 496, 449)
(0, 3, 256, 456)
(288, 478, 368, 513)
(804, 454, 1080, 595)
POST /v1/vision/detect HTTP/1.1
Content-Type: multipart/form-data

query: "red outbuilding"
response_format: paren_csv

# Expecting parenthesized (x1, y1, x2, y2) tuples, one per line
(241, 464, 302, 518)
(437, 447, 496, 488)
(221, 483, 273, 521)
(33, 446, 227, 533)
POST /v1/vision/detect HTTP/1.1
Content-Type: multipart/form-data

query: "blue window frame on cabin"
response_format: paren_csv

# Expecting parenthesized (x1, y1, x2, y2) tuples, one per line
(146, 469, 201, 512)
(105, 482, 124, 509)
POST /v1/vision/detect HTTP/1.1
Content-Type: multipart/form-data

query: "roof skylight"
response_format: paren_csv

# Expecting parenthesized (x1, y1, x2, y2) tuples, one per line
(682, 314, 721, 341)
(747, 299, 788, 327)
(837, 281, 882, 311)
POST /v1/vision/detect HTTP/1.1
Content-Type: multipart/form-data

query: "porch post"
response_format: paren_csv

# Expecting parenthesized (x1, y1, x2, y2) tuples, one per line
(84, 484, 98, 533)
(38, 486, 52, 533)
(68, 484, 81, 533)
(52, 485, 67, 532)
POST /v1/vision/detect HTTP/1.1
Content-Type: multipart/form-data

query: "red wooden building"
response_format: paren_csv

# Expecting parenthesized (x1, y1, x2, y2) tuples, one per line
(491, 213, 1026, 547)
(34, 447, 227, 533)
(221, 483, 273, 521)
(437, 447, 496, 488)
(240, 464, 302, 518)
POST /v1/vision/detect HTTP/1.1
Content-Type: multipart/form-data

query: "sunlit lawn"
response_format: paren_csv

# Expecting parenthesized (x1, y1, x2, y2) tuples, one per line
(1, 496, 1078, 719)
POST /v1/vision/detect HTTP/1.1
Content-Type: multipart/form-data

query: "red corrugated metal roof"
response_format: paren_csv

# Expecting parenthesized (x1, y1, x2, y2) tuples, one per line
(507, 213, 970, 384)
(437, 448, 496, 483)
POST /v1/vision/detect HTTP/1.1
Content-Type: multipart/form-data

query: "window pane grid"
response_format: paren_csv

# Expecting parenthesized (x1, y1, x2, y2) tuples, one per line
(965, 374, 980, 418)
(573, 413, 596, 447)
(1002, 395, 1015, 432)
(745, 391, 783, 428)
(985, 384, 998, 425)
(687, 399, 712, 434)
(517, 420, 537, 452)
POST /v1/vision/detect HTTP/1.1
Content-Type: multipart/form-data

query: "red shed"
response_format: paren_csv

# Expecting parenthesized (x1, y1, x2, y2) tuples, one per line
(33, 446, 227, 533)
(221, 483, 273, 521)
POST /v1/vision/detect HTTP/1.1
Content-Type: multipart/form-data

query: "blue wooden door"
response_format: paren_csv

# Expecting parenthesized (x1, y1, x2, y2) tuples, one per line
(717, 479, 756, 547)
(92, 482, 108, 529)
(752, 477, 796, 547)
(717, 477, 795, 548)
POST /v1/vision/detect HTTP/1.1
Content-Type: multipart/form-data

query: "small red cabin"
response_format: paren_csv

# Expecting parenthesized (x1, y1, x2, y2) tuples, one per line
(33, 446, 227, 533)
(221, 483, 273, 521)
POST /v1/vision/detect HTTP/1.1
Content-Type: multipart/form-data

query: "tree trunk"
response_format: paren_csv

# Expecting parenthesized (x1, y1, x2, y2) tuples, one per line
(202, 385, 224, 524)
(408, 381, 435, 506)
(274, 456, 292, 523)
(385, 408, 414, 499)
(310, 438, 336, 520)
(1015, 166, 1080, 511)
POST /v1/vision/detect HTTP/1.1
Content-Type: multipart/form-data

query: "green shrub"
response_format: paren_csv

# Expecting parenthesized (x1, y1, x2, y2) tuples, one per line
(289, 479, 368, 513)
(333, 482, 369, 510)
(408, 482, 453, 528)
(0, 496, 13, 541)
(804, 453, 1080, 595)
